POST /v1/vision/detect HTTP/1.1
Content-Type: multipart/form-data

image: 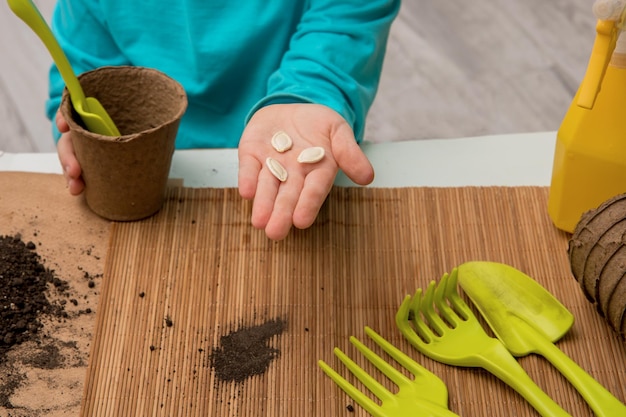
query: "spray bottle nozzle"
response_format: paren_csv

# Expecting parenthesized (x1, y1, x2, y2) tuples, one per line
(593, 0, 626, 21)
(577, 20, 620, 109)
(578, 0, 626, 109)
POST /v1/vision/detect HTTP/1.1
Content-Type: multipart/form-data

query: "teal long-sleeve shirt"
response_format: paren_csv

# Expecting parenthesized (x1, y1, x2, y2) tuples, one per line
(46, 0, 400, 149)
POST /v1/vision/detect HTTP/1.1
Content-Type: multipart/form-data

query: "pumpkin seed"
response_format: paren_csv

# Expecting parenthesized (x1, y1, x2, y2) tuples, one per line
(297, 147, 325, 164)
(266, 157, 288, 182)
(270, 131, 293, 153)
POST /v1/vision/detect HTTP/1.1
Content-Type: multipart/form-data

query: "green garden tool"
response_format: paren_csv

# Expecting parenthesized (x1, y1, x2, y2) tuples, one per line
(319, 326, 458, 417)
(397, 270, 571, 417)
(8, 0, 121, 136)
(457, 261, 626, 417)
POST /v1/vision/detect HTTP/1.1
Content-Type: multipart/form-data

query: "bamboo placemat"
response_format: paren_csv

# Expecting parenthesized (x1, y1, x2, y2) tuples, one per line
(81, 186, 626, 417)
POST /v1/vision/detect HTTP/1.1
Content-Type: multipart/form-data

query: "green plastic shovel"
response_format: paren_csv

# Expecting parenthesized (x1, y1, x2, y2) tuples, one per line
(457, 261, 626, 417)
(8, 0, 120, 137)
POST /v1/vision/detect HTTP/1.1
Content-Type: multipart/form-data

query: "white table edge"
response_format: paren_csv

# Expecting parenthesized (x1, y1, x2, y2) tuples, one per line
(0, 131, 556, 188)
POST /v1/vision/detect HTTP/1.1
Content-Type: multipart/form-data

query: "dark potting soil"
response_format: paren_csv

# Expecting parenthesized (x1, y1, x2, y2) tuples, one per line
(0, 234, 69, 362)
(210, 318, 287, 383)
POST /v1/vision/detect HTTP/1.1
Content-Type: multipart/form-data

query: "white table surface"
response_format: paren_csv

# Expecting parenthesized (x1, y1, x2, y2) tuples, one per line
(0, 131, 557, 187)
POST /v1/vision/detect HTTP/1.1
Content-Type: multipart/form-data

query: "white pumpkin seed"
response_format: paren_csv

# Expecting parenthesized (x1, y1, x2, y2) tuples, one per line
(266, 157, 288, 182)
(270, 131, 293, 153)
(297, 147, 325, 164)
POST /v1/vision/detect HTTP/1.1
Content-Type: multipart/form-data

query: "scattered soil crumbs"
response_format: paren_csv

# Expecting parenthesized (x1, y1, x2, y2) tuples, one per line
(0, 234, 69, 362)
(0, 367, 25, 410)
(0, 234, 71, 409)
(21, 342, 65, 370)
(210, 318, 287, 383)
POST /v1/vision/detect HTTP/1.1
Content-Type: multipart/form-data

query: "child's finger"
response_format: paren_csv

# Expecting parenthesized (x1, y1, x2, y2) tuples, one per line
(238, 154, 262, 200)
(55, 109, 70, 133)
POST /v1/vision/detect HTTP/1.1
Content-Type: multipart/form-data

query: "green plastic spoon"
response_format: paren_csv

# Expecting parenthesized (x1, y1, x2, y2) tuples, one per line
(458, 261, 626, 417)
(8, 0, 121, 136)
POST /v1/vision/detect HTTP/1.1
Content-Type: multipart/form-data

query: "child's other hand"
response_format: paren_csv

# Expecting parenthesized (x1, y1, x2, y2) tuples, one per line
(56, 110, 85, 195)
(238, 103, 374, 240)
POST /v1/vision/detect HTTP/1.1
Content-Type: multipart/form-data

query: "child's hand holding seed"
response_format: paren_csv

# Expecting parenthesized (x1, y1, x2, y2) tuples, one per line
(238, 103, 375, 241)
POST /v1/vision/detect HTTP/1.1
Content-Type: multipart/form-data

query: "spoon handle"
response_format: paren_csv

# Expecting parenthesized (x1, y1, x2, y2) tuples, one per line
(7, 0, 88, 106)
(533, 334, 626, 417)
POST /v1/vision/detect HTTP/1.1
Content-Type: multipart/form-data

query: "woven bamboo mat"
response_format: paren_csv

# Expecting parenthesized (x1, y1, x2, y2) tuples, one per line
(81, 186, 626, 417)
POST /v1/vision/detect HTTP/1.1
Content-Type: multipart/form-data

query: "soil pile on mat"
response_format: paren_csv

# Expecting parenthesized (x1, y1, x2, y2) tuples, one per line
(0, 234, 69, 362)
(210, 318, 287, 383)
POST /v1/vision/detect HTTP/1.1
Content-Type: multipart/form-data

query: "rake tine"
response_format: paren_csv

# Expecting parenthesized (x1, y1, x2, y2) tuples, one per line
(350, 334, 413, 389)
(318, 358, 385, 417)
(364, 327, 426, 378)
(405, 290, 436, 343)
(444, 269, 471, 319)
(420, 280, 449, 335)
(340, 341, 397, 404)
(408, 287, 424, 312)
(396, 294, 421, 339)
(334, 346, 395, 404)
(433, 273, 463, 327)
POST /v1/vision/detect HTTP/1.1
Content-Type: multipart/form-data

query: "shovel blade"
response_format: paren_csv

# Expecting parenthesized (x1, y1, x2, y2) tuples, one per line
(457, 262, 574, 345)
(79, 97, 121, 137)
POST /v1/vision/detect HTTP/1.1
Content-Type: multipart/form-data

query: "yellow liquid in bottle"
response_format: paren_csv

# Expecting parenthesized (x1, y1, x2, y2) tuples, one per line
(548, 53, 626, 232)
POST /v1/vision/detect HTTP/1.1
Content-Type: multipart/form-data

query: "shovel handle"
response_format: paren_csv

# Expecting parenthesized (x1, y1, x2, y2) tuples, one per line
(532, 334, 626, 417)
(478, 341, 572, 417)
(7, 0, 88, 106)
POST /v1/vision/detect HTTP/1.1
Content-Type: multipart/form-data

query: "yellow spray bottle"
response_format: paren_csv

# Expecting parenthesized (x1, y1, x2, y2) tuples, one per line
(548, 0, 626, 232)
